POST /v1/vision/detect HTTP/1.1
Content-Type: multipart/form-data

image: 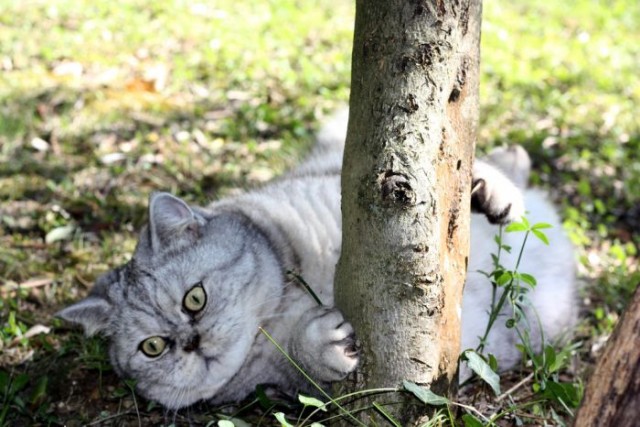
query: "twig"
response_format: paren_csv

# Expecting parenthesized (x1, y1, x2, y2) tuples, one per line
(9, 324, 51, 347)
(513, 411, 554, 422)
(75, 273, 94, 288)
(1, 277, 53, 297)
(449, 401, 492, 423)
(85, 410, 135, 425)
(496, 372, 534, 402)
(286, 270, 323, 306)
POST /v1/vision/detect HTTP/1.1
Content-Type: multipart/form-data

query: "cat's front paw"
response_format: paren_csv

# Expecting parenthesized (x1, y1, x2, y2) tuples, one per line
(471, 160, 525, 224)
(293, 306, 359, 382)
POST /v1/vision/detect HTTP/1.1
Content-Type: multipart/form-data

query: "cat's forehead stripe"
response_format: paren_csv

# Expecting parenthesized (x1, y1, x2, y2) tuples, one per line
(124, 261, 158, 286)
(125, 295, 180, 330)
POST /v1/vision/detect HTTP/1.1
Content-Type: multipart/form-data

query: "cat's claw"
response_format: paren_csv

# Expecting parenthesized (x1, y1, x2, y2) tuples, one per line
(293, 306, 359, 382)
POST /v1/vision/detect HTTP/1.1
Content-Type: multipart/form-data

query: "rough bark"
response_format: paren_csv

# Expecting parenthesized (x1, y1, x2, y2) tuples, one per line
(573, 285, 640, 427)
(334, 0, 482, 424)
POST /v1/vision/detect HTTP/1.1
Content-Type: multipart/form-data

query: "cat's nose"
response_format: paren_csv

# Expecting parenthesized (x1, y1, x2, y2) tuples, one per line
(183, 334, 201, 353)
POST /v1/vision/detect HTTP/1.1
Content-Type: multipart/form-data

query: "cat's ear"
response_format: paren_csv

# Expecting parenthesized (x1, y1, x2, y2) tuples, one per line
(56, 296, 112, 336)
(148, 192, 200, 251)
(56, 269, 119, 336)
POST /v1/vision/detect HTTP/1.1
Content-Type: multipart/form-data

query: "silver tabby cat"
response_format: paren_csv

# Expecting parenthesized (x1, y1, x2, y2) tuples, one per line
(57, 110, 577, 410)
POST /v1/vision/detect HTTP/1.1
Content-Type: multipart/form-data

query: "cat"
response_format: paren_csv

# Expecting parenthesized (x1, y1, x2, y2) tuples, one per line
(57, 110, 577, 410)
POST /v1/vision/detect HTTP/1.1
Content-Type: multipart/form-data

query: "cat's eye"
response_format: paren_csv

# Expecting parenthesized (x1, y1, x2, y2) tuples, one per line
(183, 283, 207, 313)
(140, 336, 167, 357)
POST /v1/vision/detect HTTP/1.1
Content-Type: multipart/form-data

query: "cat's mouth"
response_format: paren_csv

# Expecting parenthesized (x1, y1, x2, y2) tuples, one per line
(137, 327, 255, 409)
(204, 355, 220, 371)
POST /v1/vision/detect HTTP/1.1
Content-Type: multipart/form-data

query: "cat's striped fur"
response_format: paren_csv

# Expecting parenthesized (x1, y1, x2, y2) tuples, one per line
(58, 110, 577, 409)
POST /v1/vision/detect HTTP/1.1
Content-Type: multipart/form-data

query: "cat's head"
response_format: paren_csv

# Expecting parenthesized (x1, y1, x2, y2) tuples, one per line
(57, 192, 284, 409)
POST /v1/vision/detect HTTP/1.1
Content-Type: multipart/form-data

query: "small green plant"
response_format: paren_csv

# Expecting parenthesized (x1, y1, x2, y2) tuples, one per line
(1, 311, 28, 346)
(463, 217, 582, 422)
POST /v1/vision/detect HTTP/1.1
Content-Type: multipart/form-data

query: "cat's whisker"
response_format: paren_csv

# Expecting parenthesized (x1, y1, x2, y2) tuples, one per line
(242, 293, 301, 312)
(255, 312, 298, 323)
(172, 387, 187, 418)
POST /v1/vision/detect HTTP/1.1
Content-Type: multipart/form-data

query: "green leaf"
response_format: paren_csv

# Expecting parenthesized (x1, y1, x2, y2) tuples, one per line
(254, 384, 274, 409)
(547, 345, 570, 373)
(0, 370, 9, 393)
(124, 379, 137, 389)
(544, 345, 557, 371)
(402, 380, 449, 406)
(11, 373, 29, 394)
(29, 375, 48, 406)
(112, 386, 128, 398)
(495, 270, 513, 286)
(462, 413, 485, 427)
(531, 229, 550, 245)
(542, 381, 581, 408)
(549, 347, 572, 373)
(464, 350, 501, 395)
(7, 311, 19, 336)
(273, 412, 295, 427)
(298, 394, 327, 411)
(505, 222, 528, 233)
(577, 179, 591, 196)
(490, 254, 499, 266)
(218, 418, 251, 427)
(488, 353, 499, 372)
(532, 222, 553, 230)
(373, 402, 402, 427)
(519, 273, 537, 287)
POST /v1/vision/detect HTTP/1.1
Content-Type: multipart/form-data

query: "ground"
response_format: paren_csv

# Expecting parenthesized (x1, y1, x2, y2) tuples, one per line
(1, 0, 639, 425)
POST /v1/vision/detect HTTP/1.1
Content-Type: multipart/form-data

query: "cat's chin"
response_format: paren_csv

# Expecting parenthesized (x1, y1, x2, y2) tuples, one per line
(140, 374, 230, 410)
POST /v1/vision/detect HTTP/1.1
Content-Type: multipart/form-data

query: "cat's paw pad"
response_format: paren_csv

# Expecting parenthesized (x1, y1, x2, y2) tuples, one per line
(471, 163, 525, 225)
(298, 307, 359, 381)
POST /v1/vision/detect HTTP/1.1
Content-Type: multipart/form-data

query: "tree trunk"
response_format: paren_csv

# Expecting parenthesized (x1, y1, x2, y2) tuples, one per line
(334, 0, 482, 424)
(573, 285, 640, 427)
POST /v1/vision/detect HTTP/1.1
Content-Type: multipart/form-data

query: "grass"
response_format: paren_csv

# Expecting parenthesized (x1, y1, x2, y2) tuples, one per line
(0, 0, 638, 425)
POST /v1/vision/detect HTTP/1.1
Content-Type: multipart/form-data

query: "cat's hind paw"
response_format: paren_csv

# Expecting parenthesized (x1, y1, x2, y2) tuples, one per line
(471, 160, 525, 224)
(293, 306, 359, 382)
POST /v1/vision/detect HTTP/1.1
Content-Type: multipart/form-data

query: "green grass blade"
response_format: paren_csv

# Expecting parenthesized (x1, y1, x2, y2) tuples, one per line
(372, 402, 402, 427)
(258, 327, 364, 426)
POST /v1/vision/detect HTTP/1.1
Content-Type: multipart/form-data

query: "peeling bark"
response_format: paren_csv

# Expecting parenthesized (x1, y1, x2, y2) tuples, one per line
(334, 0, 482, 424)
(573, 285, 640, 427)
